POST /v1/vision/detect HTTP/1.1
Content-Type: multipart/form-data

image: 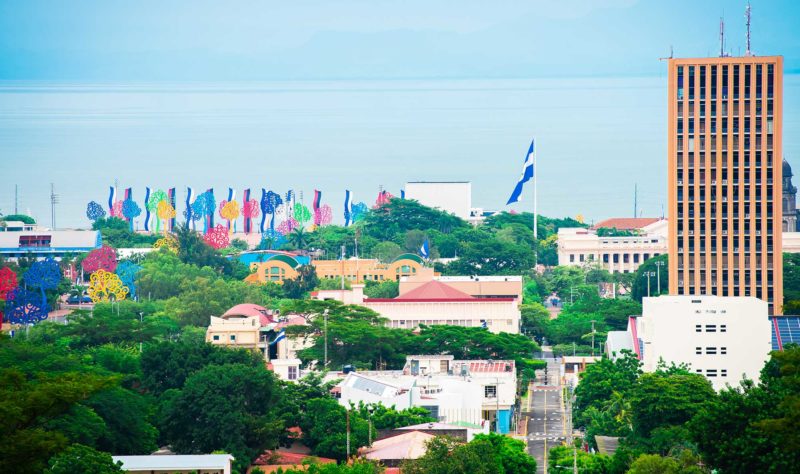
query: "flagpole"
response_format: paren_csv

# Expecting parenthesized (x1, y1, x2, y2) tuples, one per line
(533, 139, 538, 269)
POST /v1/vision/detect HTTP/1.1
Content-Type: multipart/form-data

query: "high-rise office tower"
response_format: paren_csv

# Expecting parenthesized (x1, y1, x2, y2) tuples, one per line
(667, 56, 783, 314)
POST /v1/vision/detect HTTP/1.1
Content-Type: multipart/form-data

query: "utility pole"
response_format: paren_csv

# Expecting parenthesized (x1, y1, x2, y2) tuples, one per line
(340, 245, 346, 290)
(346, 409, 351, 459)
(590, 320, 596, 355)
(50, 183, 59, 231)
(323, 309, 329, 368)
(644, 271, 656, 297)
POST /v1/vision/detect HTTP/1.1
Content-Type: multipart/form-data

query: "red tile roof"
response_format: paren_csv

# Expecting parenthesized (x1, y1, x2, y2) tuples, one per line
(395, 281, 474, 300)
(466, 360, 515, 373)
(592, 217, 661, 231)
(222, 304, 274, 326)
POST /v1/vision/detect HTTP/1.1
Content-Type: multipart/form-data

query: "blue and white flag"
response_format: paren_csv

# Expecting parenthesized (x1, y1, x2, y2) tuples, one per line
(481, 320, 488, 329)
(270, 329, 286, 346)
(419, 238, 430, 259)
(344, 190, 352, 227)
(506, 139, 535, 205)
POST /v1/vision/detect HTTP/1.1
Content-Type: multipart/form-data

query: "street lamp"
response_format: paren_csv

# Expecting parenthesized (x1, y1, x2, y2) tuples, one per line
(367, 405, 375, 444)
(138, 312, 144, 353)
(655, 260, 666, 295)
(643, 271, 656, 297)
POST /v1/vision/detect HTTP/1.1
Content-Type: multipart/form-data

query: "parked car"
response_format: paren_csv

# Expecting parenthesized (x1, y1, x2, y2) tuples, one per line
(67, 295, 93, 304)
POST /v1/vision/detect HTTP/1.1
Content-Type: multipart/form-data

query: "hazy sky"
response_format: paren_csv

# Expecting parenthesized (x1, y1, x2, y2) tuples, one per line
(0, 1, 799, 228)
(2, 0, 798, 80)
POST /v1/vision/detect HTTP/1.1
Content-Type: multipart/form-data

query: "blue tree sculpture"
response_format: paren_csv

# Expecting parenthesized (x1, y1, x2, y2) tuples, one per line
(86, 201, 106, 221)
(4, 288, 49, 325)
(22, 258, 62, 319)
(264, 191, 283, 232)
(122, 199, 142, 231)
(116, 261, 142, 300)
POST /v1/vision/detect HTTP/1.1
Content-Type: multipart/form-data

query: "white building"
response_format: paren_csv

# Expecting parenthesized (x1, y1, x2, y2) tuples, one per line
(335, 355, 517, 434)
(557, 218, 668, 273)
(0, 224, 101, 261)
(112, 454, 234, 474)
(606, 295, 772, 390)
(783, 231, 800, 253)
(404, 182, 472, 220)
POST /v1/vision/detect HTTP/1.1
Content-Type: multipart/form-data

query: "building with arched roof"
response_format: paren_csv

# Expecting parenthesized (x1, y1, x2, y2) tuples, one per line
(244, 254, 433, 284)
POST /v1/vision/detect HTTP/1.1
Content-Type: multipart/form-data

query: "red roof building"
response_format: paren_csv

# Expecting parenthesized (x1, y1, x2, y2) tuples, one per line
(592, 217, 661, 231)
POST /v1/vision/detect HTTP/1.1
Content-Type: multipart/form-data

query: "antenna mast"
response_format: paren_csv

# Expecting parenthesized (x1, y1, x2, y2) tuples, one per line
(50, 183, 59, 231)
(745, 2, 752, 56)
(719, 17, 725, 57)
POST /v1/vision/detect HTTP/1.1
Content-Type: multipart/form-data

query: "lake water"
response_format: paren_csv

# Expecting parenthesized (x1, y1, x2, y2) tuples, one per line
(0, 76, 798, 228)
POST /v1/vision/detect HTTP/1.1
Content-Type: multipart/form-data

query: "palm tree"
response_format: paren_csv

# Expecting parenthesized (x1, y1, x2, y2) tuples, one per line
(288, 227, 308, 250)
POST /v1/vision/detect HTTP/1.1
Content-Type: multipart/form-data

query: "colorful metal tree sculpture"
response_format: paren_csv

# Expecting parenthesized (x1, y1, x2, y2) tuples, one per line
(276, 217, 298, 235)
(260, 229, 287, 250)
(147, 189, 168, 233)
(263, 191, 283, 232)
(293, 203, 312, 227)
(153, 236, 179, 253)
(20, 258, 62, 322)
(203, 224, 230, 250)
(242, 189, 260, 234)
(350, 202, 368, 223)
(157, 200, 177, 234)
(82, 245, 118, 274)
(374, 190, 394, 208)
(111, 200, 124, 218)
(0, 267, 18, 300)
(122, 199, 142, 231)
(318, 204, 333, 226)
(0, 267, 17, 322)
(86, 201, 106, 221)
(87, 269, 129, 303)
(4, 288, 49, 324)
(219, 200, 240, 235)
(313, 190, 323, 226)
(116, 261, 142, 300)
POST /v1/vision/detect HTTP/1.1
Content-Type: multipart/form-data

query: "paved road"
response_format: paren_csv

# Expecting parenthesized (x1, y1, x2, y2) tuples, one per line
(524, 352, 565, 473)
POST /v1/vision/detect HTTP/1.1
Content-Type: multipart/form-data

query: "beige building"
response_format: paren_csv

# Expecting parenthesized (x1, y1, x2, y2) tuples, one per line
(667, 55, 784, 314)
(245, 253, 432, 284)
(557, 218, 668, 273)
(399, 275, 523, 302)
(205, 304, 274, 350)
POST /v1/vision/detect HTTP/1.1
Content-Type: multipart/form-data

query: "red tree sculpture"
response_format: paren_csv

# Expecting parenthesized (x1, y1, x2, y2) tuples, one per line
(203, 224, 230, 250)
(82, 245, 118, 273)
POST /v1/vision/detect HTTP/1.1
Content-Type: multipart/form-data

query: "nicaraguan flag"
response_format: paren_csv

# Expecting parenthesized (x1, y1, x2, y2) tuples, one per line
(419, 239, 430, 259)
(506, 139, 535, 205)
(270, 329, 286, 346)
(481, 320, 488, 329)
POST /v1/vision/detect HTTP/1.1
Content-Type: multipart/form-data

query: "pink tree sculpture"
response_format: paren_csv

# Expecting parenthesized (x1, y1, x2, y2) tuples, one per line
(82, 245, 118, 274)
(203, 224, 230, 250)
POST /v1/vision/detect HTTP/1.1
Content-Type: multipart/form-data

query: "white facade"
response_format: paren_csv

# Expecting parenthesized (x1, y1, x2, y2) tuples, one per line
(112, 454, 234, 474)
(405, 182, 471, 220)
(783, 231, 800, 253)
(335, 356, 517, 433)
(557, 220, 668, 274)
(637, 295, 772, 390)
(367, 299, 520, 334)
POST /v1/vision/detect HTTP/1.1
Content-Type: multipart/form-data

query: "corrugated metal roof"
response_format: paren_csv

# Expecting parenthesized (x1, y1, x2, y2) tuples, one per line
(112, 454, 233, 470)
(0, 230, 101, 250)
(592, 218, 661, 230)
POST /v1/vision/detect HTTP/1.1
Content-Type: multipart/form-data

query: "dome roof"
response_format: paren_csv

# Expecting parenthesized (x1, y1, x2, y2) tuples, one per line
(784, 159, 793, 178)
(222, 303, 274, 326)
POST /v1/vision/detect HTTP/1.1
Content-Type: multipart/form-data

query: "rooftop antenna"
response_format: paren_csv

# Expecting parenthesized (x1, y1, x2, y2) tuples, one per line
(658, 45, 674, 61)
(719, 17, 726, 57)
(50, 183, 59, 231)
(745, 2, 752, 56)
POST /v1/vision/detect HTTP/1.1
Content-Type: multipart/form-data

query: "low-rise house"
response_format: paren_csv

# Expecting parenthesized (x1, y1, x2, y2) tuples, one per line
(335, 355, 517, 434)
(359, 431, 435, 467)
(205, 303, 275, 351)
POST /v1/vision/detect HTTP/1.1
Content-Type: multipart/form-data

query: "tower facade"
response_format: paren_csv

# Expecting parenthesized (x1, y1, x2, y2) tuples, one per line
(667, 56, 783, 314)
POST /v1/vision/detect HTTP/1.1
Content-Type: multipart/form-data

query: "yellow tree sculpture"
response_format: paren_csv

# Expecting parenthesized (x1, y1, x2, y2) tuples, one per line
(220, 200, 241, 235)
(153, 236, 179, 253)
(157, 200, 177, 235)
(87, 269, 129, 303)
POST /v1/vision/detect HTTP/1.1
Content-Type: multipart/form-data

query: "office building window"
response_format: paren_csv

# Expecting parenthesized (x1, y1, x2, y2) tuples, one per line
(706, 347, 717, 355)
(484, 385, 497, 398)
(230, 335, 236, 341)
(721, 347, 727, 355)
(695, 347, 702, 355)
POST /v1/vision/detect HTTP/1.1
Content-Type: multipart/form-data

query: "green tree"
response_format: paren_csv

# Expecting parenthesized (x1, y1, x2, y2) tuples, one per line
(371, 241, 404, 263)
(160, 364, 284, 473)
(573, 352, 642, 431)
(547, 444, 611, 473)
(783, 252, 800, 310)
(92, 217, 159, 248)
(44, 444, 124, 474)
(360, 198, 468, 241)
(444, 239, 534, 276)
(520, 302, 550, 340)
(402, 434, 536, 474)
(631, 254, 668, 302)
(283, 265, 320, 299)
(300, 398, 369, 461)
(363, 280, 399, 299)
